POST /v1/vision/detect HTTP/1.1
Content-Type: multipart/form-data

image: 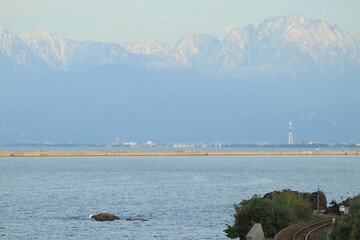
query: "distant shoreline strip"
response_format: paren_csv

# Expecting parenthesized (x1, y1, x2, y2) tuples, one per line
(0, 150, 359, 157)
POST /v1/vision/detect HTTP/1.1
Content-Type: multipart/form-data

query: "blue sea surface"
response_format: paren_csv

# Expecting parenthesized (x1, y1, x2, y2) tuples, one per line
(1, 155, 360, 239)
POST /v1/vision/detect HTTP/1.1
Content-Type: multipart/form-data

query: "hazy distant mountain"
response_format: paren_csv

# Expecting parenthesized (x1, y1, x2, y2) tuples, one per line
(1, 14, 359, 77)
(0, 15, 359, 144)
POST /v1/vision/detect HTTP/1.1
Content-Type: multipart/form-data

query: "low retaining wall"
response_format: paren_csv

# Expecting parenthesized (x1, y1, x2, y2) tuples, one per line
(246, 223, 265, 240)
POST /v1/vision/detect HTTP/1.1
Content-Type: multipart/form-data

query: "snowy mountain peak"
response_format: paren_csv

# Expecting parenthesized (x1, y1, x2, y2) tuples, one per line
(0, 27, 50, 70)
(225, 25, 255, 45)
(20, 30, 72, 69)
(119, 40, 174, 60)
(21, 30, 64, 41)
(19, 30, 134, 70)
(175, 33, 220, 50)
(0, 27, 25, 57)
(175, 34, 220, 64)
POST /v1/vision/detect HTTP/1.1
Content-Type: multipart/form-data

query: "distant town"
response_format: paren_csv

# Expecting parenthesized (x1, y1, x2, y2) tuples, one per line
(1, 140, 360, 150)
(2, 122, 359, 149)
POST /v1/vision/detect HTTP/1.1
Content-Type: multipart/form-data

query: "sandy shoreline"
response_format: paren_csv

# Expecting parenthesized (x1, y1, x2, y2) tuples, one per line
(0, 150, 359, 157)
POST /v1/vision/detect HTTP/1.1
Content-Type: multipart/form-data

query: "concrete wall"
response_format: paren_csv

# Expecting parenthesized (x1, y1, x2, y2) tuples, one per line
(246, 223, 265, 240)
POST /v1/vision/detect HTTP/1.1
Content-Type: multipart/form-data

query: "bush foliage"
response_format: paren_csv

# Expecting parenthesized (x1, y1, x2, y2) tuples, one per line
(329, 196, 360, 240)
(225, 192, 312, 239)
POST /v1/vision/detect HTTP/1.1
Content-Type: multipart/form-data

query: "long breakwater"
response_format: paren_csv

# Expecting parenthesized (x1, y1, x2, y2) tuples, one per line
(0, 150, 359, 157)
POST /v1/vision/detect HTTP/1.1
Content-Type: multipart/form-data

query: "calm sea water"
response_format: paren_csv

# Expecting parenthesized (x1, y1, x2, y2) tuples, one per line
(1, 155, 359, 239)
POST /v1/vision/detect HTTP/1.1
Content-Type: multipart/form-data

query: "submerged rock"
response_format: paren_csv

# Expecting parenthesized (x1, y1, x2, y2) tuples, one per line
(91, 213, 120, 221)
(125, 218, 148, 221)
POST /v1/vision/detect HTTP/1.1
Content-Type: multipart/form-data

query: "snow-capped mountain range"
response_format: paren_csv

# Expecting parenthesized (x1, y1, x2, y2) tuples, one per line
(1, 14, 359, 78)
(1, 14, 360, 144)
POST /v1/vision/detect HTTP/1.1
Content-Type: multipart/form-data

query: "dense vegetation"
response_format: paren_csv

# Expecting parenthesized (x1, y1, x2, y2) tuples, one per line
(224, 192, 312, 239)
(329, 196, 360, 240)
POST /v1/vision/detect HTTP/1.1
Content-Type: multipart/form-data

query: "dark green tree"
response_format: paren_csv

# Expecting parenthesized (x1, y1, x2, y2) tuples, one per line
(330, 196, 360, 240)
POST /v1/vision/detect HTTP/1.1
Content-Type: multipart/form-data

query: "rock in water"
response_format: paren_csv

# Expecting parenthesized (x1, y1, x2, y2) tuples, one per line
(91, 213, 120, 221)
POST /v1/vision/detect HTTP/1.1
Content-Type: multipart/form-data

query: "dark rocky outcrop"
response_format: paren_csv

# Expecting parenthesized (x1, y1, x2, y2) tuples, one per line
(263, 189, 327, 210)
(263, 188, 295, 199)
(91, 213, 148, 222)
(305, 191, 327, 210)
(91, 213, 120, 221)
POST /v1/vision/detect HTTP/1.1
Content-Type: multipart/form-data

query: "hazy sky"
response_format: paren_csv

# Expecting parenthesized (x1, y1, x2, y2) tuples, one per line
(1, 0, 359, 45)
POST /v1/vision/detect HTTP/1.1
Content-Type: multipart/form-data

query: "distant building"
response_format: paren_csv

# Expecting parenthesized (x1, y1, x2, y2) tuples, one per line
(213, 143, 222, 148)
(146, 141, 155, 146)
(172, 143, 195, 148)
(288, 122, 294, 144)
(123, 142, 138, 147)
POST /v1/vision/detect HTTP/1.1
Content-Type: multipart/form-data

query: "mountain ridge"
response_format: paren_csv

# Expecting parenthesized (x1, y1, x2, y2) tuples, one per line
(1, 14, 359, 78)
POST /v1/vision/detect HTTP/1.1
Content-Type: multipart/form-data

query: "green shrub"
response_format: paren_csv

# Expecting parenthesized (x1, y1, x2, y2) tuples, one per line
(225, 192, 312, 239)
(330, 196, 360, 240)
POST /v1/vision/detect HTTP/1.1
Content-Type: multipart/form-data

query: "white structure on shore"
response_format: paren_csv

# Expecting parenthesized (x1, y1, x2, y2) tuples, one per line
(288, 121, 294, 144)
(124, 142, 138, 147)
(146, 141, 155, 146)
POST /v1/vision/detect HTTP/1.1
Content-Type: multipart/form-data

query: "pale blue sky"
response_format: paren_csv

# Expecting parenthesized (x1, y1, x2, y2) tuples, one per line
(1, 0, 359, 45)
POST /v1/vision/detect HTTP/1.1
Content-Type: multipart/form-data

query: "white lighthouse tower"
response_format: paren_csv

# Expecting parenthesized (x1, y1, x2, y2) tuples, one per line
(288, 121, 294, 144)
